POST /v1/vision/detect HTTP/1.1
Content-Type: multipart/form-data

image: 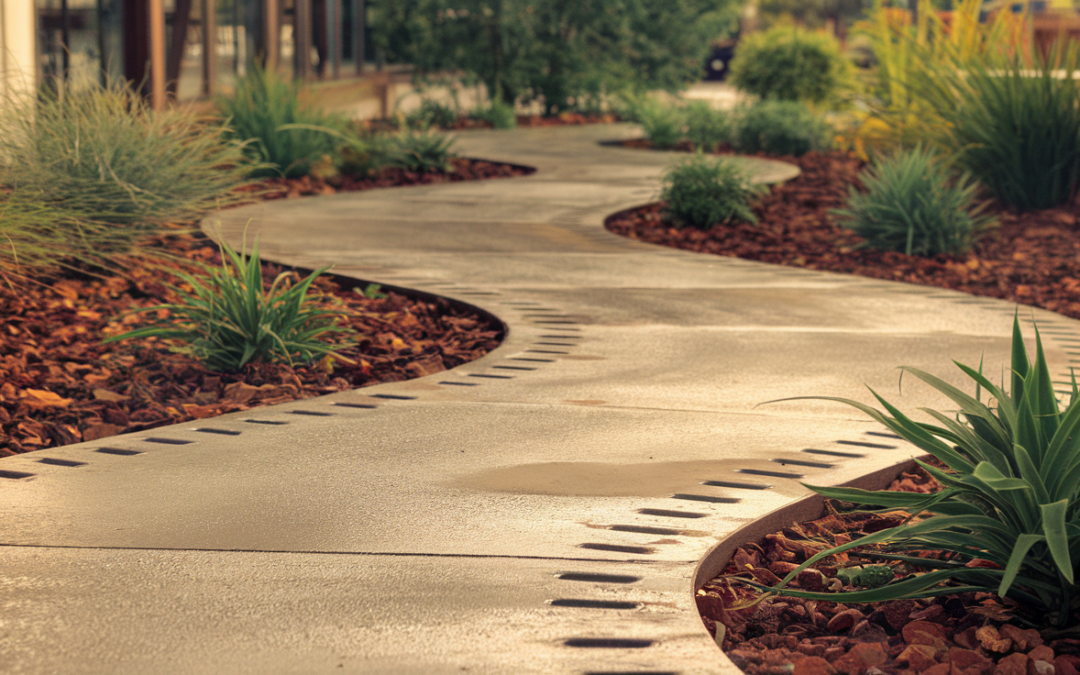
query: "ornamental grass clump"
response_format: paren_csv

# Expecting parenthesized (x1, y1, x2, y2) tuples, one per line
(633, 98, 685, 150)
(105, 234, 353, 372)
(218, 66, 348, 178)
(757, 317, 1080, 628)
(0, 78, 251, 229)
(833, 147, 994, 257)
(910, 46, 1080, 211)
(684, 101, 731, 153)
(732, 100, 830, 157)
(661, 156, 762, 230)
(390, 128, 457, 173)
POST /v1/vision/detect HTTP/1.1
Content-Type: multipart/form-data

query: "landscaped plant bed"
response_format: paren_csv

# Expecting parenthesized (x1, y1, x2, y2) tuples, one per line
(259, 156, 534, 198)
(605, 149, 1080, 321)
(0, 157, 529, 456)
(697, 461, 1080, 675)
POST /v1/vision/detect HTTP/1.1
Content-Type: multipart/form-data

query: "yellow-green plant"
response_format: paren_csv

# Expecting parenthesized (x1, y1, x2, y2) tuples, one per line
(729, 24, 855, 106)
(105, 234, 353, 372)
(754, 318, 1080, 628)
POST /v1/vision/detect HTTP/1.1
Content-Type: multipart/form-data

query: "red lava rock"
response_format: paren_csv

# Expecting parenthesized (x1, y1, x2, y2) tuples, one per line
(828, 609, 867, 633)
(1055, 656, 1080, 675)
(1029, 660, 1056, 675)
(904, 621, 951, 644)
(1002, 626, 1043, 652)
(911, 605, 948, 623)
(883, 600, 918, 631)
(834, 642, 888, 675)
(1030, 647, 1057, 663)
(1051, 642, 1080, 657)
(797, 569, 828, 592)
(798, 643, 828, 658)
(996, 653, 1031, 675)
(955, 627, 981, 651)
(795, 656, 838, 675)
(770, 561, 801, 576)
(923, 662, 953, 675)
(977, 626, 1014, 654)
(898, 644, 941, 671)
(950, 647, 994, 672)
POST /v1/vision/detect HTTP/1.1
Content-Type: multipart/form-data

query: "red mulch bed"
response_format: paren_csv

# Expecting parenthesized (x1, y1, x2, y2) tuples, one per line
(699, 463, 1080, 675)
(0, 158, 522, 456)
(605, 150, 1080, 320)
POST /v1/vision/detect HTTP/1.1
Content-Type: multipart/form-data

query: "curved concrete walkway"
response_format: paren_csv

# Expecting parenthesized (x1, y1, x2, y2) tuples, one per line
(3, 124, 1079, 675)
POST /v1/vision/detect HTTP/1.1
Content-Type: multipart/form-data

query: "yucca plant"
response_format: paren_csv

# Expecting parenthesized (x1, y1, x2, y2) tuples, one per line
(833, 147, 995, 257)
(389, 128, 457, 173)
(661, 155, 763, 230)
(755, 317, 1080, 627)
(218, 66, 348, 178)
(105, 234, 353, 372)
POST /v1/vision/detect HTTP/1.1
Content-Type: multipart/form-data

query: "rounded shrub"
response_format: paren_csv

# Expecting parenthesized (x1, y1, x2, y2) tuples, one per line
(683, 101, 731, 152)
(832, 147, 995, 257)
(660, 156, 763, 230)
(732, 100, 830, 157)
(729, 25, 853, 105)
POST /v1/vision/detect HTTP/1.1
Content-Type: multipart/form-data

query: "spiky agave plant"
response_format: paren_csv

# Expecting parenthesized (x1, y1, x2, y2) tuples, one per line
(755, 316, 1080, 627)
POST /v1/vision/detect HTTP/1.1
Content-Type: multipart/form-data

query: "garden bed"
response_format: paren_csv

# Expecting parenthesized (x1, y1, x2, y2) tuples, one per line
(605, 149, 1080, 321)
(696, 460, 1080, 675)
(0, 157, 524, 456)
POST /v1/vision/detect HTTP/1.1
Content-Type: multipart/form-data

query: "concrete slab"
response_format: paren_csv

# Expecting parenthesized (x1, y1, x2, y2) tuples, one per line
(3, 124, 1078, 674)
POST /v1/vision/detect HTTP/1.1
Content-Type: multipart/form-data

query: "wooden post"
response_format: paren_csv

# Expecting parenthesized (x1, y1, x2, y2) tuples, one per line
(201, 0, 216, 96)
(331, 0, 341, 78)
(264, 0, 279, 70)
(295, 0, 312, 78)
(150, 0, 167, 109)
(355, 0, 364, 75)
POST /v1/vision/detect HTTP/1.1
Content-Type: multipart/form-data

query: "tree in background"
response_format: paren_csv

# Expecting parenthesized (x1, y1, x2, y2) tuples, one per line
(370, 0, 741, 115)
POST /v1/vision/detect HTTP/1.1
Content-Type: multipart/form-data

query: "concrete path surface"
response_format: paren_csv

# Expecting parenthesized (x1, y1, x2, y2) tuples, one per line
(2, 124, 1078, 675)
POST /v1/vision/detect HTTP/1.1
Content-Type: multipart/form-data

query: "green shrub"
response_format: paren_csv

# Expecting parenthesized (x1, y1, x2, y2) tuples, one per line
(683, 101, 731, 152)
(105, 234, 353, 372)
(390, 128, 457, 173)
(758, 317, 1080, 628)
(470, 100, 517, 129)
(404, 98, 459, 130)
(732, 100, 830, 156)
(910, 48, 1080, 211)
(729, 25, 854, 105)
(635, 98, 685, 150)
(660, 155, 762, 229)
(833, 147, 994, 257)
(0, 78, 251, 229)
(338, 132, 398, 178)
(218, 66, 348, 178)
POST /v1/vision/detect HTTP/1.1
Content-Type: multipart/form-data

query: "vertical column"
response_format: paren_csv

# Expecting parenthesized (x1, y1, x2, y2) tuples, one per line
(1, 0, 37, 97)
(150, 0, 167, 109)
(201, 0, 217, 95)
(264, 0, 279, 70)
(295, 0, 312, 78)
(355, 0, 364, 75)
(330, 0, 341, 78)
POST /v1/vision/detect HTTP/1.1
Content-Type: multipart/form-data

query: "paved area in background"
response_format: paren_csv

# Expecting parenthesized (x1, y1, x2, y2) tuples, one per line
(2, 124, 1077, 675)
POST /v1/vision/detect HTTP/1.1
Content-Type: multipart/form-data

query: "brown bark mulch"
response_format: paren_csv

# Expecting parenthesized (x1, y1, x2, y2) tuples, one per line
(0, 158, 520, 456)
(605, 150, 1080, 321)
(699, 463, 1080, 675)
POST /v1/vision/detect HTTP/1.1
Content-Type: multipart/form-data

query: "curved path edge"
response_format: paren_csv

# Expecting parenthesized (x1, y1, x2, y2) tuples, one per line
(1, 125, 1078, 675)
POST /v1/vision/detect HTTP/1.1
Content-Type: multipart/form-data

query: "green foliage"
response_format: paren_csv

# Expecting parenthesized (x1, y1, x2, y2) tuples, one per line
(338, 131, 399, 178)
(634, 98, 685, 149)
(758, 317, 1080, 627)
(0, 78, 251, 230)
(470, 100, 517, 129)
(729, 25, 855, 105)
(105, 234, 353, 372)
(660, 155, 763, 229)
(218, 66, 348, 178)
(683, 101, 731, 153)
(908, 47, 1080, 211)
(404, 98, 459, 129)
(757, 0, 869, 30)
(833, 147, 994, 257)
(390, 128, 457, 172)
(372, 0, 741, 115)
(732, 100, 831, 157)
(0, 195, 124, 280)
